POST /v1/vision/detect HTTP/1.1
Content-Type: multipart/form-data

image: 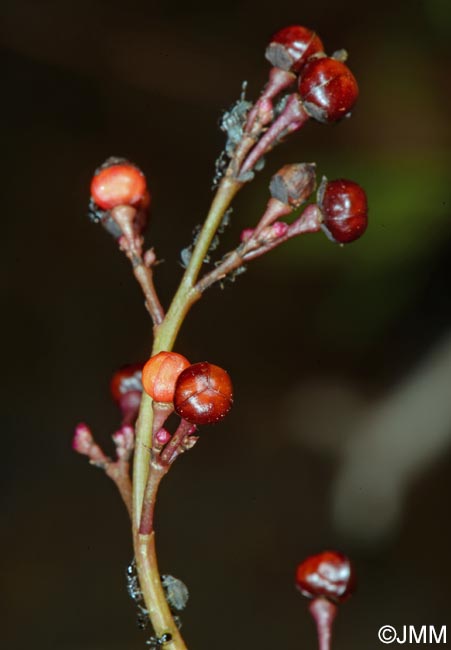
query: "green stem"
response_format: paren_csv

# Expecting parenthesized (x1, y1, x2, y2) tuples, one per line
(131, 174, 242, 649)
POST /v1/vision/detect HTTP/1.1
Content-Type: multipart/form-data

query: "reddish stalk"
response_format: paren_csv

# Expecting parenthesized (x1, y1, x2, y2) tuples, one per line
(244, 67, 296, 133)
(132, 262, 165, 326)
(195, 203, 322, 293)
(240, 94, 309, 176)
(72, 423, 133, 517)
(309, 598, 338, 650)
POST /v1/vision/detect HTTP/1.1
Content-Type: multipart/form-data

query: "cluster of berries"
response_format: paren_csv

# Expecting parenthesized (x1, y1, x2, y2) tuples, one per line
(142, 352, 233, 426)
(80, 25, 364, 649)
(88, 29, 367, 248)
(261, 25, 368, 244)
(266, 25, 358, 123)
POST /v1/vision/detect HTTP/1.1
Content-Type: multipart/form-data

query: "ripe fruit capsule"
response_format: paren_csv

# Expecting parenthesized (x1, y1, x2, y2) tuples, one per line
(91, 162, 147, 210)
(319, 179, 368, 243)
(298, 57, 359, 123)
(142, 352, 190, 403)
(174, 362, 233, 425)
(110, 363, 144, 403)
(266, 25, 324, 73)
(295, 551, 355, 603)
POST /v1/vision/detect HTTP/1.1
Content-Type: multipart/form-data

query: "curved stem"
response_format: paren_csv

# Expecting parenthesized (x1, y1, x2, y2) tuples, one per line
(132, 262, 165, 326)
(135, 532, 186, 647)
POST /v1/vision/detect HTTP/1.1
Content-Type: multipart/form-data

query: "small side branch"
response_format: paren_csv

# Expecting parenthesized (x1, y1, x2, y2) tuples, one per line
(132, 257, 165, 326)
(73, 423, 134, 518)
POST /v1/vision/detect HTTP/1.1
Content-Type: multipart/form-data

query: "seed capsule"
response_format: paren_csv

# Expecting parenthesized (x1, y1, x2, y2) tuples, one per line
(266, 25, 324, 73)
(298, 57, 359, 123)
(174, 362, 233, 425)
(295, 551, 355, 603)
(319, 178, 368, 243)
(91, 161, 148, 210)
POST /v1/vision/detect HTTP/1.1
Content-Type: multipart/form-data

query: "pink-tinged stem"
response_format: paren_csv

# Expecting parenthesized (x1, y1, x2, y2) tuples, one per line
(251, 197, 292, 240)
(133, 262, 165, 326)
(72, 423, 133, 517)
(152, 402, 174, 437)
(110, 205, 165, 327)
(242, 204, 322, 262)
(160, 420, 196, 465)
(240, 94, 309, 176)
(245, 67, 296, 133)
(138, 457, 166, 535)
(309, 598, 338, 650)
(195, 203, 322, 293)
(139, 420, 196, 535)
(286, 203, 323, 237)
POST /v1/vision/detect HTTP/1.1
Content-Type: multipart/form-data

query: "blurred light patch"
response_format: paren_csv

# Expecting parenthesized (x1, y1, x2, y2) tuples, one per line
(287, 334, 451, 545)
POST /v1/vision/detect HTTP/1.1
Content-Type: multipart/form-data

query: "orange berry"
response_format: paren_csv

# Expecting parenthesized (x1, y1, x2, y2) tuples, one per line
(295, 551, 355, 603)
(142, 352, 190, 403)
(91, 162, 147, 210)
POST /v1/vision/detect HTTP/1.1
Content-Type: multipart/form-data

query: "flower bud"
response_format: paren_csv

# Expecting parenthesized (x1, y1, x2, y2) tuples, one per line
(269, 163, 316, 208)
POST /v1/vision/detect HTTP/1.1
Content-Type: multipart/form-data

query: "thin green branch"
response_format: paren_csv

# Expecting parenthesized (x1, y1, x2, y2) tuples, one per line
(131, 173, 243, 649)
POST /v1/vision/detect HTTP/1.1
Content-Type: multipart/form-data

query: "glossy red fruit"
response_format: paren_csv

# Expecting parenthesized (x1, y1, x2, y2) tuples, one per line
(91, 162, 147, 210)
(298, 57, 358, 123)
(319, 179, 368, 243)
(174, 362, 233, 425)
(142, 352, 190, 403)
(110, 363, 144, 403)
(266, 25, 324, 73)
(295, 551, 355, 603)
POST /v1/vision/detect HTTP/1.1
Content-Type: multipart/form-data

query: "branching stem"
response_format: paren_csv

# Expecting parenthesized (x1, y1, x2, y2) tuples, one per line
(131, 173, 242, 649)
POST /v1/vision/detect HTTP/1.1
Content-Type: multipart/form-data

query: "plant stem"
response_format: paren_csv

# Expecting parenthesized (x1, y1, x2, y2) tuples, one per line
(135, 532, 185, 645)
(132, 262, 165, 326)
(104, 460, 133, 518)
(240, 94, 309, 176)
(131, 174, 242, 648)
(138, 457, 166, 535)
(309, 598, 338, 650)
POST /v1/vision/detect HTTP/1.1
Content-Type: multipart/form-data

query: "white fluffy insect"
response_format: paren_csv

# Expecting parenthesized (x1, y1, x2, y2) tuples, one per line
(160, 574, 189, 612)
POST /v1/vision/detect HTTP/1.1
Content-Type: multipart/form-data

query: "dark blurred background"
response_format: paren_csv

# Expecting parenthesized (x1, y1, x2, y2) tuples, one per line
(2, 0, 451, 648)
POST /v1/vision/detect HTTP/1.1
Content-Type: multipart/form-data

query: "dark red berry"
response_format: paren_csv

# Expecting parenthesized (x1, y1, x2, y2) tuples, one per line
(110, 363, 144, 403)
(319, 179, 368, 243)
(266, 26, 324, 73)
(174, 362, 233, 425)
(295, 551, 355, 603)
(91, 162, 147, 210)
(298, 57, 358, 123)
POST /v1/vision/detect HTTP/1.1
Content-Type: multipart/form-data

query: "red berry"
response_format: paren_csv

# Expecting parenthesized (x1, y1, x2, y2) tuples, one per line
(295, 551, 355, 603)
(319, 179, 368, 243)
(91, 162, 147, 210)
(174, 362, 233, 425)
(266, 25, 324, 73)
(298, 57, 358, 123)
(142, 352, 190, 403)
(110, 363, 144, 403)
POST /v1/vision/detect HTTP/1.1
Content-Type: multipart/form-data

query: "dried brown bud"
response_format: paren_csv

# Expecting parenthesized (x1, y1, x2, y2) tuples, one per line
(269, 163, 316, 208)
